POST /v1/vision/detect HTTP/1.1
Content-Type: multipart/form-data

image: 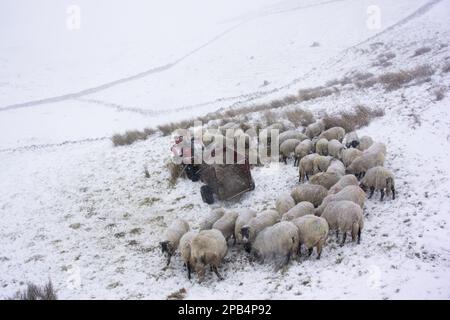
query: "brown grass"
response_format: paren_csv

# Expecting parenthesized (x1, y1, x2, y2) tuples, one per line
(378, 64, 435, 91)
(9, 281, 57, 300)
(434, 87, 446, 101)
(112, 128, 156, 146)
(283, 108, 315, 127)
(166, 161, 184, 186)
(298, 86, 336, 101)
(322, 105, 385, 132)
(412, 46, 431, 57)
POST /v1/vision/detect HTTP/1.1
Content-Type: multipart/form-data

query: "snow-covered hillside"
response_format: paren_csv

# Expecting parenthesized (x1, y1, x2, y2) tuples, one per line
(0, 0, 449, 299)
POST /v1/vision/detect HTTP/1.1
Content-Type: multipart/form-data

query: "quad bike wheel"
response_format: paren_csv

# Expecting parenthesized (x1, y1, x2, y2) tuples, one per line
(200, 185, 214, 204)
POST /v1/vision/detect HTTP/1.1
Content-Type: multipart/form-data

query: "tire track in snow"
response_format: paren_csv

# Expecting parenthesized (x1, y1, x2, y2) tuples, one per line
(0, 0, 347, 113)
(0, 137, 109, 154)
(0, 21, 248, 112)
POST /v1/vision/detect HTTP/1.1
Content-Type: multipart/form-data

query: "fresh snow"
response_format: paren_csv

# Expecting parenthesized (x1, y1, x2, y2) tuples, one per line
(0, 0, 449, 299)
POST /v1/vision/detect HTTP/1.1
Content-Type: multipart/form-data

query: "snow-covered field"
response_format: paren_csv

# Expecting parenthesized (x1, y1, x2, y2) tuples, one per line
(0, 0, 449, 299)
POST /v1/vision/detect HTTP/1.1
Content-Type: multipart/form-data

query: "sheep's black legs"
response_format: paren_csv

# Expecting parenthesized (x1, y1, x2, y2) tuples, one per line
(308, 248, 313, 257)
(283, 156, 287, 164)
(166, 255, 171, 267)
(380, 189, 385, 201)
(341, 232, 347, 246)
(187, 263, 191, 280)
(213, 266, 224, 280)
(392, 187, 396, 200)
(336, 230, 339, 238)
(284, 252, 291, 266)
(369, 187, 375, 199)
(357, 228, 361, 244)
(233, 233, 236, 246)
(297, 244, 302, 256)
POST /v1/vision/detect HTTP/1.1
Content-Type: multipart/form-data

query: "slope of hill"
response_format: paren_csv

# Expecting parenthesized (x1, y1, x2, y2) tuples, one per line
(0, 0, 449, 299)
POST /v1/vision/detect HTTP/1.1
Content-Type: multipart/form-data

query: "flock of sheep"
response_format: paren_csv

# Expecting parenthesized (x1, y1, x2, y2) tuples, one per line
(160, 119, 396, 282)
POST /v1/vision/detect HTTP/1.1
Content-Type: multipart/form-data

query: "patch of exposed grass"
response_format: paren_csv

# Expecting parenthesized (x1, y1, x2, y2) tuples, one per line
(9, 281, 57, 300)
(283, 108, 315, 127)
(412, 46, 431, 57)
(378, 64, 435, 91)
(112, 128, 156, 146)
(323, 105, 385, 132)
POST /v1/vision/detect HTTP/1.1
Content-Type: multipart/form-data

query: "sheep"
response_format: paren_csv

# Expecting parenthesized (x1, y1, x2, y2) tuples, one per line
(219, 122, 239, 136)
(212, 211, 239, 242)
(293, 139, 313, 167)
(160, 219, 190, 266)
(360, 166, 396, 200)
(320, 200, 364, 246)
(199, 207, 226, 230)
(275, 193, 296, 216)
(240, 209, 279, 246)
(249, 221, 299, 268)
(357, 135, 374, 151)
(179, 231, 197, 279)
(366, 142, 387, 156)
(341, 148, 363, 167)
(344, 131, 360, 148)
(346, 149, 385, 178)
(291, 184, 328, 207)
(299, 153, 319, 182)
(292, 215, 329, 259)
(313, 155, 333, 174)
(326, 159, 346, 177)
(190, 229, 228, 281)
(315, 185, 366, 216)
(279, 139, 301, 163)
(315, 138, 329, 156)
(318, 127, 346, 142)
(234, 208, 257, 245)
(281, 201, 315, 221)
(328, 174, 359, 195)
(279, 130, 308, 145)
(305, 120, 325, 139)
(310, 172, 341, 189)
(327, 139, 345, 159)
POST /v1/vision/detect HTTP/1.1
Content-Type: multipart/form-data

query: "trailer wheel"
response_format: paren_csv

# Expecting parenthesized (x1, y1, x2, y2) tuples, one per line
(186, 165, 200, 182)
(200, 185, 214, 204)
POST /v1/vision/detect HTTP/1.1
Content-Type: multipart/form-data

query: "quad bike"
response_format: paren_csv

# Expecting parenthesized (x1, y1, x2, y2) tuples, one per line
(171, 136, 255, 204)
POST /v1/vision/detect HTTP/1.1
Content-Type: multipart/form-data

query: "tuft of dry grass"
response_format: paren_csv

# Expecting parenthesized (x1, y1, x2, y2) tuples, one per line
(434, 87, 446, 101)
(442, 61, 450, 73)
(158, 119, 196, 136)
(378, 64, 434, 91)
(298, 86, 336, 102)
(9, 281, 57, 300)
(166, 161, 185, 186)
(112, 128, 156, 146)
(322, 105, 385, 132)
(372, 52, 396, 68)
(263, 110, 278, 125)
(284, 108, 315, 127)
(412, 46, 431, 57)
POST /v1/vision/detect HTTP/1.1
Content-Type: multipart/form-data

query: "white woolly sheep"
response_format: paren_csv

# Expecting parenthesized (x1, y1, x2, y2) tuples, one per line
(328, 174, 359, 195)
(305, 120, 325, 139)
(276, 193, 296, 216)
(212, 210, 239, 242)
(160, 219, 190, 266)
(294, 139, 313, 167)
(327, 139, 345, 159)
(344, 131, 360, 148)
(281, 201, 315, 221)
(234, 208, 257, 245)
(341, 148, 363, 167)
(318, 127, 346, 142)
(299, 153, 319, 182)
(249, 221, 299, 267)
(310, 172, 341, 189)
(357, 135, 374, 151)
(280, 139, 301, 163)
(366, 142, 387, 156)
(190, 229, 228, 281)
(313, 155, 333, 174)
(292, 215, 329, 259)
(199, 208, 226, 230)
(315, 185, 366, 216)
(291, 184, 328, 207)
(320, 200, 364, 245)
(241, 209, 280, 245)
(279, 130, 308, 145)
(179, 231, 197, 279)
(326, 159, 346, 177)
(346, 149, 385, 178)
(360, 166, 396, 200)
(315, 138, 329, 156)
